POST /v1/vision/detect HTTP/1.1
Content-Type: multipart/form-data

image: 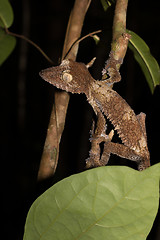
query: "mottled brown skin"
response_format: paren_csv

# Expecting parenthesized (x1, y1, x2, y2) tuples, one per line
(39, 59, 150, 170)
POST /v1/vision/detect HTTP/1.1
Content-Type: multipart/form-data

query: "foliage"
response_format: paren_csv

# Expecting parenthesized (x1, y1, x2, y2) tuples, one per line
(127, 30, 160, 93)
(23, 164, 160, 240)
(0, 28, 16, 65)
(100, 0, 115, 11)
(0, 0, 16, 65)
(0, 0, 13, 27)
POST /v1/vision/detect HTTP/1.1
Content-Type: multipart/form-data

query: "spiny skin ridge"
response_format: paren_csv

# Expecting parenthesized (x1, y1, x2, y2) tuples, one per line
(106, 107, 142, 150)
(106, 111, 132, 146)
(91, 83, 147, 155)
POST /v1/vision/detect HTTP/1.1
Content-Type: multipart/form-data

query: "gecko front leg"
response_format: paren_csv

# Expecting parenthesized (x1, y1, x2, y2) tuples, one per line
(86, 110, 114, 168)
(86, 111, 106, 168)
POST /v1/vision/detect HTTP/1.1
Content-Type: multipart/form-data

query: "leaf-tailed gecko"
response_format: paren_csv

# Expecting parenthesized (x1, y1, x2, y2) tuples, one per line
(39, 58, 150, 171)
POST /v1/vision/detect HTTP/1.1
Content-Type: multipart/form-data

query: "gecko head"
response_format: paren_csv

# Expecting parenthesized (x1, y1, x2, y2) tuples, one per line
(39, 59, 94, 94)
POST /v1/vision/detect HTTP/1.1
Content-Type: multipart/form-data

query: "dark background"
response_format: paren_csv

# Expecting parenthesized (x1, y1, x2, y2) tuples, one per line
(1, 0, 160, 239)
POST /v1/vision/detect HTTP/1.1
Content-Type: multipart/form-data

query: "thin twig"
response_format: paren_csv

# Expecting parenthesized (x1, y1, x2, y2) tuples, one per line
(64, 29, 101, 59)
(5, 29, 54, 64)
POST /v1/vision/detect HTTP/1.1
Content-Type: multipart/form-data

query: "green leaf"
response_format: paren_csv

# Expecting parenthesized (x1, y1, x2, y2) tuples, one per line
(0, 0, 14, 28)
(0, 28, 16, 65)
(127, 30, 160, 93)
(92, 34, 100, 44)
(23, 164, 160, 240)
(101, 0, 115, 11)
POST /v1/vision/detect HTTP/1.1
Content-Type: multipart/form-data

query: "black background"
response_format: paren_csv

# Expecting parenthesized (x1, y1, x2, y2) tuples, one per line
(1, 0, 160, 239)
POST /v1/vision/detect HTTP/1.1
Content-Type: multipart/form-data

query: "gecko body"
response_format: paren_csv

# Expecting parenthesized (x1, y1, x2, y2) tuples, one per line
(39, 59, 150, 170)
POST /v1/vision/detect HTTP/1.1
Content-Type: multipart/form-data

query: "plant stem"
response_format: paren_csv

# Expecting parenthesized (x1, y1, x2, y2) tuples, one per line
(112, 0, 128, 41)
(111, 0, 130, 62)
(37, 0, 92, 181)
(102, 0, 130, 79)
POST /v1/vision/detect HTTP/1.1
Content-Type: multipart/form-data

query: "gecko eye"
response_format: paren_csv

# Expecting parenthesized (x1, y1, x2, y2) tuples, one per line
(62, 72, 73, 83)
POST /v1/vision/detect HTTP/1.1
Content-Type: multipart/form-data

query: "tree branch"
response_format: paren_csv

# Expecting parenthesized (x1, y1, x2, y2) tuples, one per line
(111, 0, 130, 62)
(102, 0, 130, 79)
(37, 0, 92, 181)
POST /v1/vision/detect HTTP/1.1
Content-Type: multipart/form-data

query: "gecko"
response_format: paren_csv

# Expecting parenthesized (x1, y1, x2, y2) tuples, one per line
(39, 58, 150, 171)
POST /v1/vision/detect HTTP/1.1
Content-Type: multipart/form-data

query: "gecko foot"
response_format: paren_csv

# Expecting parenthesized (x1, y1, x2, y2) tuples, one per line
(86, 130, 114, 169)
(85, 155, 101, 168)
(89, 129, 114, 143)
